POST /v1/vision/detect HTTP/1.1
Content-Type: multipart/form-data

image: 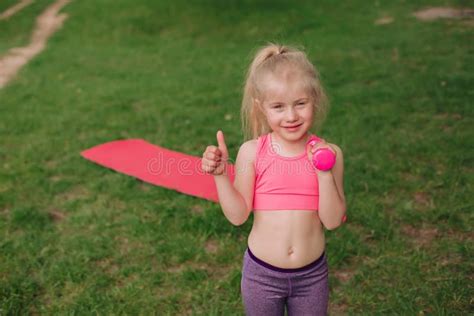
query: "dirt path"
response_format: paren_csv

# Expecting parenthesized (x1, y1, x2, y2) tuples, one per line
(413, 7, 474, 21)
(0, 0, 71, 89)
(0, 0, 34, 21)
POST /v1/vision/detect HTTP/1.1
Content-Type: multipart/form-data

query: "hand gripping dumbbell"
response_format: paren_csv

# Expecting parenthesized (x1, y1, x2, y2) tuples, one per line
(307, 139, 336, 171)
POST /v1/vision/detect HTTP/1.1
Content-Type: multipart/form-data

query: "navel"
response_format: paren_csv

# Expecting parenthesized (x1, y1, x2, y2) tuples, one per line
(288, 246, 294, 255)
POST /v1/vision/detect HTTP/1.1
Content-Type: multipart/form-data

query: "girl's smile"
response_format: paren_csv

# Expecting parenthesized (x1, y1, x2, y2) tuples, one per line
(283, 123, 303, 131)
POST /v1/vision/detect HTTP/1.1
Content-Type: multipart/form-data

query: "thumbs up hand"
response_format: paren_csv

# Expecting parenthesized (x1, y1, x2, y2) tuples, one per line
(201, 130, 229, 175)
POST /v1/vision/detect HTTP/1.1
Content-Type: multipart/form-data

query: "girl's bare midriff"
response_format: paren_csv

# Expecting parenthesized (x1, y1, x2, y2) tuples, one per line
(247, 210, 325, 269)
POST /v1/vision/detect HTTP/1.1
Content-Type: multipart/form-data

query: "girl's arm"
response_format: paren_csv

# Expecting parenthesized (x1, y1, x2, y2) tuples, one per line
(202, 131, 256, 226)
(214, 139, 256, 226)
(313, 143, 347, 230)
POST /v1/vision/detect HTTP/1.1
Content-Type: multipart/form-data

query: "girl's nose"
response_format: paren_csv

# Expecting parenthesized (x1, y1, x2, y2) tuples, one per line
(286, 107, 298, 121)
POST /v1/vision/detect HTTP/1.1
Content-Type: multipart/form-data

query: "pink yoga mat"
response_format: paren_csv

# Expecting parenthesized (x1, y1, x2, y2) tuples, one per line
(81, 139, 235, 202)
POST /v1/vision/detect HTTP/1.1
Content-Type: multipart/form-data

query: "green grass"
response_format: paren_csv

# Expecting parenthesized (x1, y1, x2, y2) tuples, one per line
(0, 0, 472, 314)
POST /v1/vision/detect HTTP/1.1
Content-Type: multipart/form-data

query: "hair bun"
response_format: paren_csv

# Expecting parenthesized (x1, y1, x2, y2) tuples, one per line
(258, 44, 288, 67)
(276, 45, 288, 55)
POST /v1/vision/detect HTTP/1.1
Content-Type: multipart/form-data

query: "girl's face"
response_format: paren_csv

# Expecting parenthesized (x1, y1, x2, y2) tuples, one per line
(258, 73, 314, 143)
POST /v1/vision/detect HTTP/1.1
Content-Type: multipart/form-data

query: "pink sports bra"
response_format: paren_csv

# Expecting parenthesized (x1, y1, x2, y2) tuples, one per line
(252, 133, 320, 211)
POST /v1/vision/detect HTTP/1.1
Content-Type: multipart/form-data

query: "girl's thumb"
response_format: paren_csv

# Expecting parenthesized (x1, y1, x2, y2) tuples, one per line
(216, 130, 228, 157)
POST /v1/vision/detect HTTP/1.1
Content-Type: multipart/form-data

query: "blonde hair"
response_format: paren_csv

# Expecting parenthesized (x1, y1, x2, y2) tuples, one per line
(240, 42, 329, 141)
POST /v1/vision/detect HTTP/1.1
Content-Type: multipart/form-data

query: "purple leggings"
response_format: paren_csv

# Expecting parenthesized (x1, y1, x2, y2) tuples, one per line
(241, 247, 329, 316)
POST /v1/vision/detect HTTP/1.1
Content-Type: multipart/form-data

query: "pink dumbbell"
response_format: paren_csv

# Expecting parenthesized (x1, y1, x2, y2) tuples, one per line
(308, 139, 336, 171)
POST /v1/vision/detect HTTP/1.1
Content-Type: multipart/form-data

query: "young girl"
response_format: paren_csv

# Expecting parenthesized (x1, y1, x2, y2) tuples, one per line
(201, 43, 346, 316)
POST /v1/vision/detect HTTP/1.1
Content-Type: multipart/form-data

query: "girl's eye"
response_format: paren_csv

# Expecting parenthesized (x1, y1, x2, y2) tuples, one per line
(297, 102, 306, 106)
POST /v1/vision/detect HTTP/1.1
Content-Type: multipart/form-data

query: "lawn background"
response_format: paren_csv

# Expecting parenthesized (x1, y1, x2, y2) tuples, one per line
(0, 0, 472, 314)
